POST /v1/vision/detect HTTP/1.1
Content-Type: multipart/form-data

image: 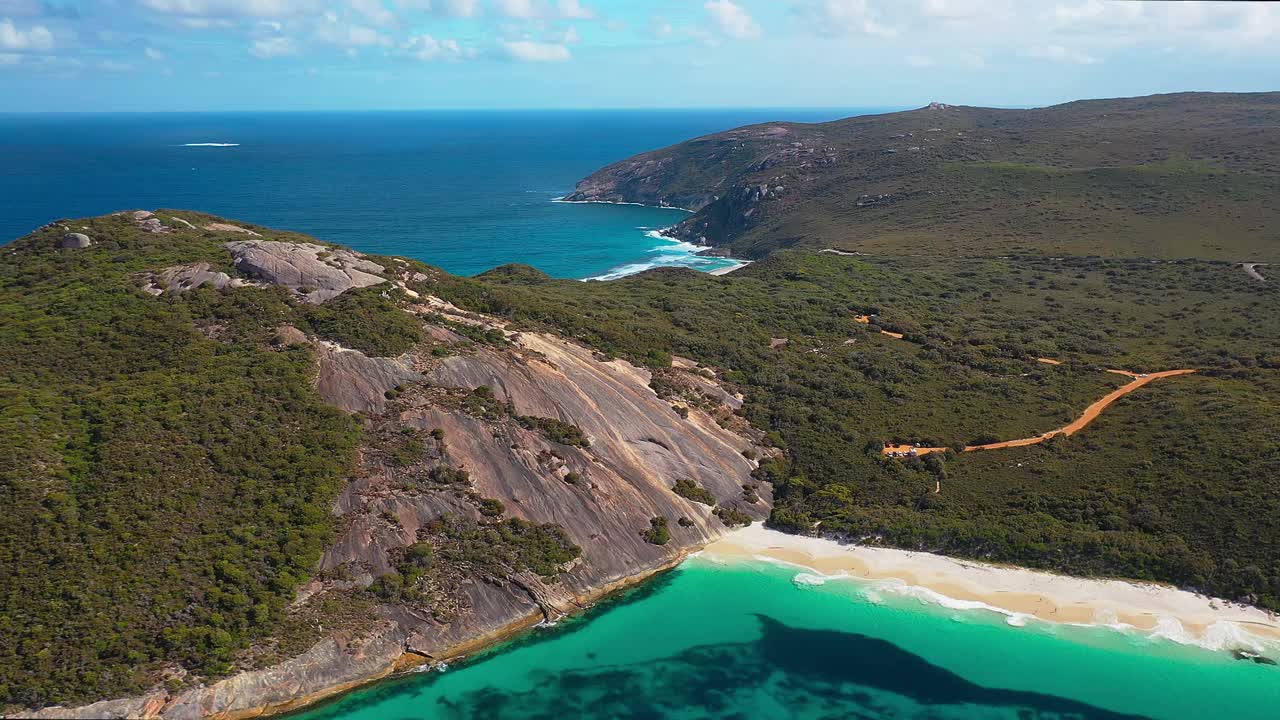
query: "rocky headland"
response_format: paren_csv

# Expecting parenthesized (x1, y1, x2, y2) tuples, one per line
(9, 213, 773, 720)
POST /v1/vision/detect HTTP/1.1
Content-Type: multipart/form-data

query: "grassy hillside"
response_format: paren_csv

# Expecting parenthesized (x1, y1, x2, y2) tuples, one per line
(430, 249, 1280, 608)
(566, 92, 1280, 262)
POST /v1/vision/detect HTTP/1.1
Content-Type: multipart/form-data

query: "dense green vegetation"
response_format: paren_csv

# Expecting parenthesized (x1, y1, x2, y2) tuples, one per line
(570, 92, 1280, 262)
(431, 515, 581, 580)
(671, 479, 715, 506)
(300, 286, 423, 357)
(424, 248, 1280, 609)
(0, 215, 363, 706)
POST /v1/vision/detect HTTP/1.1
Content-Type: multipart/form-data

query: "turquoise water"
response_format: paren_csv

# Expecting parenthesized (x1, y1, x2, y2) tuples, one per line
(0, 110, 871, 279)
(289, 558, 1279, 720)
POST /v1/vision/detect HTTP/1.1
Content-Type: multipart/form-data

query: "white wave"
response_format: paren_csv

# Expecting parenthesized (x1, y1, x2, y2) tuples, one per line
(792, 572, 831, 587)
(180, 142, 240, 147)
(552, 198, 691, 212)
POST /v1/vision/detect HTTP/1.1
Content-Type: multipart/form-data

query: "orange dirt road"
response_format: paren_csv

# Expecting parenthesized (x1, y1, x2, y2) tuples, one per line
(965, 369, 1198, 452)
(882, 368, 1198, 457)
(855, 315, 905, 339)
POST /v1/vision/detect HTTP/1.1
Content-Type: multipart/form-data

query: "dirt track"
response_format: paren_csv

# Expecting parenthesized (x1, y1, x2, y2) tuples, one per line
(883, 368, 1198, 457)
(964, 369, 1198, 452)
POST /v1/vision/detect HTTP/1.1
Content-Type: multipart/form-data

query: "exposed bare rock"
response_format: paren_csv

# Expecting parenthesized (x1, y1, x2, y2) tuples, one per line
(147, 262, 247, 295)
(225, 240, 386, 303)
(1243, 263, 1268, 282)
(272, 325, 310, 347)
(129, 211, 171, 234)
(169, 216, 197, 230)
(314, 344, 422, 415)
(205, 222, 261, 236)
(58, 233, 92, 249)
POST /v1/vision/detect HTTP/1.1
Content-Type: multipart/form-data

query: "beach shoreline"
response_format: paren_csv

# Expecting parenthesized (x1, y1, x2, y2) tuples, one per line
(700, 524, 1280, 651)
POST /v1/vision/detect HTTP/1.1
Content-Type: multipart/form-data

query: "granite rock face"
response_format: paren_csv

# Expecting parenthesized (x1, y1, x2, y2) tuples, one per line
(314, 344, 422, 415)
(145, 262, 246, 295)
(21, 295, 770, 720)
(225, 240, 387, 303)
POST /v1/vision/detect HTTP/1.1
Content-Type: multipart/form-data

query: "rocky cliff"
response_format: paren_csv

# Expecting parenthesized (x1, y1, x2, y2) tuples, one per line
(16, 222, 771, 719)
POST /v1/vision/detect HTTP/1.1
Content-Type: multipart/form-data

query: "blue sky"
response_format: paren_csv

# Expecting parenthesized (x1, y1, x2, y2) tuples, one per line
(1, 0, 1277, 111)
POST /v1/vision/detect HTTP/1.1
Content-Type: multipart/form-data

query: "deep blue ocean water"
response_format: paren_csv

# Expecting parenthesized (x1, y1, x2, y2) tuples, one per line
(0, 109, 872, 279)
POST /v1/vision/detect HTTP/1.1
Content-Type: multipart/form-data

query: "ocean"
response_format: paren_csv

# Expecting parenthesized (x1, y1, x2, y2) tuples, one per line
(0, 109, 868, 280)
(289, 558, 1278, 720)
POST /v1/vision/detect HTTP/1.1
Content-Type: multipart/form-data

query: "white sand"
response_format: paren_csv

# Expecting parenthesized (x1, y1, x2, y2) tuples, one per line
(701, 524, 1280, 650)
(709, 261, 751, 276)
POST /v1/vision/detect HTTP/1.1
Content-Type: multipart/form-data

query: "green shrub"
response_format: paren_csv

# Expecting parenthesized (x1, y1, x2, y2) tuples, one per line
(671, 478, 715, 506)
(642, 516, 671, 545)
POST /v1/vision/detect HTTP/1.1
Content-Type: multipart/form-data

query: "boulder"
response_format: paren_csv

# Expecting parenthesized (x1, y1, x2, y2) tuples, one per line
(58, 233, 92, 249)
(151, 262, 239, 293)
(225, 240, 386, 303)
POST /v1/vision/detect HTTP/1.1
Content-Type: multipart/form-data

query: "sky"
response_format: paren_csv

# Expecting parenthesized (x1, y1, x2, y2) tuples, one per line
(0, 0, 1278, 111)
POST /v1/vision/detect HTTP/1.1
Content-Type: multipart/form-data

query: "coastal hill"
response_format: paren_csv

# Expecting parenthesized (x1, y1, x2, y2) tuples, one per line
(1, 212, 770, 718)
(564, 92, 1280, 262)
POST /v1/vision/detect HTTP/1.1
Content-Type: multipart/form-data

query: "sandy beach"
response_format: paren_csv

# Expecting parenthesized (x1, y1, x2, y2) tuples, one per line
(709, 261, 751, 276)
(701, 524, 1280, 650)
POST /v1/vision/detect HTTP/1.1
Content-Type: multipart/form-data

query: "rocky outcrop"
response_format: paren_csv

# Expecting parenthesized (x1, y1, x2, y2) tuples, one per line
(225, 240, 387, 303)
(58, 233, 91, 249)
(562, 123, 820, 214)
(314, 344, 421, 415)
(131, 211, 171, 234)
(205, 223, 260, 236)
(144, 263, 248, 295)
(21, 307, 770, 719)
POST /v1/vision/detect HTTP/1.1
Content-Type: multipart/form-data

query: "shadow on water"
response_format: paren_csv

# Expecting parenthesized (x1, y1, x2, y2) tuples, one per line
(295, 612, 1155, 720)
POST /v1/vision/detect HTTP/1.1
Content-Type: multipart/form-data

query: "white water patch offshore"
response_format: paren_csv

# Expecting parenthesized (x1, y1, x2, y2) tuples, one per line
(586, 230, 742, 281)
(180, 142, 240, 147)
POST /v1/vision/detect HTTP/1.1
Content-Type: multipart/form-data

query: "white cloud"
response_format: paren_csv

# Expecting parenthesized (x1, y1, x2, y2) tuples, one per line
(793, 0, 895, 37)
(249, 35, 297, 58)
(140, 0, 322, 18)
(175, 17, 235, 28)
(144, 46, 165, 60)
(705, 0, 759, 40)
(558, 0, 593, 19)
(905, 54, 933, 67)
(349, 0, 395, 26)
(501, 38, 569, 62)
(401, 33, 472, 61)
(99, 59, 135, 72)
(397, 0, 477, 16)
(316, 11, 389, 47)
(0, 18, 54, 50)
(496, 0, 537, 19)
(919, 0, 992, 20)
(1053, 0, 1144, 32)
(1026, 43, 1097, 65)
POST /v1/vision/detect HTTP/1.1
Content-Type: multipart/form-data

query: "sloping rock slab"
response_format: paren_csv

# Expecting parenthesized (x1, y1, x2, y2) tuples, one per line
(315, 345, 421, 415)
(226, 240, 386, 303)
